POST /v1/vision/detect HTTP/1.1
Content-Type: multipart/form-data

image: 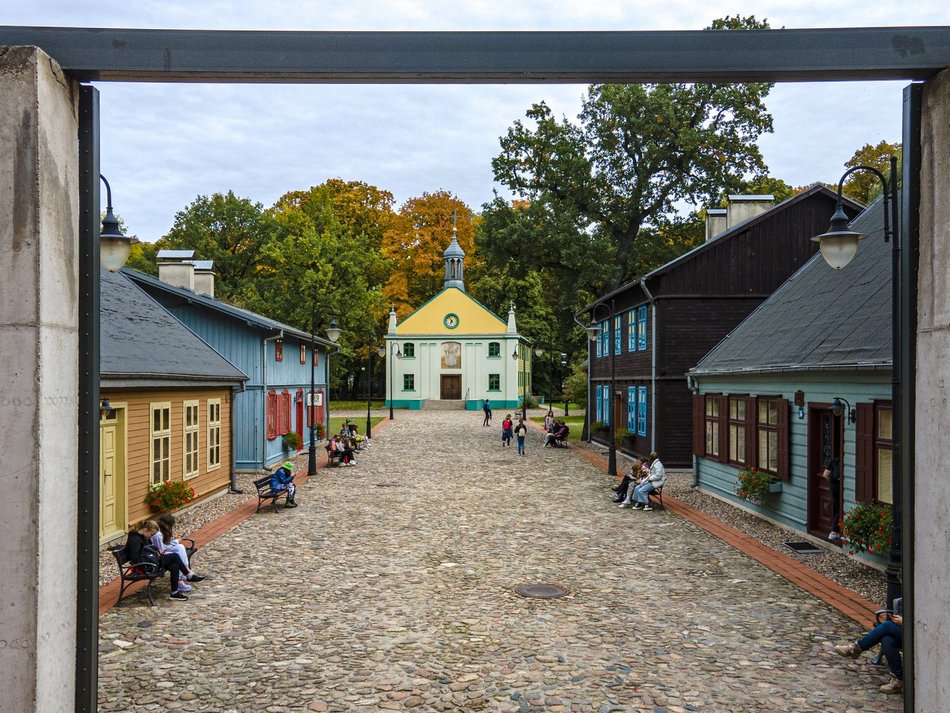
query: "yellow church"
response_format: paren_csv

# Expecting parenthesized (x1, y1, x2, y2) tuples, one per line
(383, 225, 531, 410)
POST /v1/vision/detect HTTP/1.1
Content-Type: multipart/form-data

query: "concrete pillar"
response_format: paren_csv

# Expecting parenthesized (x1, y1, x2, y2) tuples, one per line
(0, 47, 79, 711)
(915, 66, 950, 708)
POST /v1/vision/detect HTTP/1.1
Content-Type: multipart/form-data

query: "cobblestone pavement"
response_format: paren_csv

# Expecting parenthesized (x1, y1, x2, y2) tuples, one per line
(98, 411, 901, 712)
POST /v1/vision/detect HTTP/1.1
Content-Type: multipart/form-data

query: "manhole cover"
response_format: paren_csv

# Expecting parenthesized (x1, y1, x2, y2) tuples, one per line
(515, 583, 568, 599)
(785, 541, 821, 554)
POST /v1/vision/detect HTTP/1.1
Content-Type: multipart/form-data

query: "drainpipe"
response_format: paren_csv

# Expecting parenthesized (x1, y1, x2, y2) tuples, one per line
(640, 277, 658, 452)
(687, 373, 700, 488)
(262, 330, 284, 470)
(229, 386, 243, 493)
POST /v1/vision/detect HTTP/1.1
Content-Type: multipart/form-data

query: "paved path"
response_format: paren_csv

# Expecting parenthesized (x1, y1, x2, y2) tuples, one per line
(98, 411, 900, 712)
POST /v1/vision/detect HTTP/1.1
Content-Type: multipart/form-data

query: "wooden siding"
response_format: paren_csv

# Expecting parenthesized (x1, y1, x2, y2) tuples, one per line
(101, 387, 233, 529)
(693, 372, 890, 559)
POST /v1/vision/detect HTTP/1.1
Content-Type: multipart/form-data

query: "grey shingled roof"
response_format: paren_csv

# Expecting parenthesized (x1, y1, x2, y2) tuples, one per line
(123, 268, 336, 347)
(101, 268, 247, 383)
(690, 197, 890, 376)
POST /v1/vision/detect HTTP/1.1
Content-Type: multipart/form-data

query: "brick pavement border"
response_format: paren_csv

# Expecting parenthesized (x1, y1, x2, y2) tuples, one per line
(98, 418, 393, 615)
(533, 420, 880, 628)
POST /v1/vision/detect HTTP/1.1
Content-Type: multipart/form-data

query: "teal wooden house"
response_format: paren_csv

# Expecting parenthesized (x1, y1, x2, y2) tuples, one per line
(688, 199, 892, 555)
(126, 256, 337, 472)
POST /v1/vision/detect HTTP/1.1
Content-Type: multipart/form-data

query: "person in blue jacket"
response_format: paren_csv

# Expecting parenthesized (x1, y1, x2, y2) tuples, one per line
(270, 460, 298, 508)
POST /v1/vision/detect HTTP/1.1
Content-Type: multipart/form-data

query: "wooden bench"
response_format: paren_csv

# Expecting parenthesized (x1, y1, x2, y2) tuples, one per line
(253, 474, 289, 512)
(109, 536, 197, 607)
(648, 485, 665, 510)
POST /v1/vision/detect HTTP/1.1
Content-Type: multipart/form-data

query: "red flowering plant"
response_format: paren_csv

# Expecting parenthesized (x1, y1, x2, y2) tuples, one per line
(735, 466, 771, 505)
(841, 502, 893, 555)
(145, 480, 196, 512)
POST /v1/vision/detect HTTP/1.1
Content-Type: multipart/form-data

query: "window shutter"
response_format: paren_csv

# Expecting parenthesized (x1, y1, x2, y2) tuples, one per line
(855, 403, 875, 502)
(692, 393, 704, 457)
(717, 394, 728, 464)
(744, 396, 757, 468)
(776, 397, 790, 480)
(266, 389, 277, 440)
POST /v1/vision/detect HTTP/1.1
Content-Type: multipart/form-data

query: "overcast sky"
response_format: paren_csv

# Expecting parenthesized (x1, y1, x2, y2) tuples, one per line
(11, 1, 950, 241)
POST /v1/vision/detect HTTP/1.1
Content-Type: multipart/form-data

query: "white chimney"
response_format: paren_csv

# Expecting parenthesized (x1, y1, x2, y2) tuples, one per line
(726, 195, 775, 228)
(705, 208, 728, 242)
(157, 249, 196, 290)
(191, 260, 215, 298)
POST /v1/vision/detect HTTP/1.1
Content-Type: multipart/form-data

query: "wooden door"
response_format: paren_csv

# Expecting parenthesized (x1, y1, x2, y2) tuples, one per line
(441, 374, 461, 399)
(99, 409, 126, 540)
(295, 388, 304, 445)
(808, 405, 842, 538)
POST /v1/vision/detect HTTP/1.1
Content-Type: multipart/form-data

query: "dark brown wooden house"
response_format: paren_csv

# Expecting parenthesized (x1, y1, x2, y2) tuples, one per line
(582, 185, 862, 468)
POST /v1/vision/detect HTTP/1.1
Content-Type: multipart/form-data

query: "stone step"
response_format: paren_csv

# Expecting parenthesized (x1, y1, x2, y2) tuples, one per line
(422, 399, 466, 411)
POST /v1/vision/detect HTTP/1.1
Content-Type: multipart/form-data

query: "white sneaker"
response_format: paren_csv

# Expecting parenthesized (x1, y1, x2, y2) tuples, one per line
(619, 502, 632, 508)
(177, 582, 193, 592)
(642, 505, 653, 511)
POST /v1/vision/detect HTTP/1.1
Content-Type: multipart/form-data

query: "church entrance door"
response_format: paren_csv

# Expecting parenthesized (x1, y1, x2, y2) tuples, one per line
(440, 375, 462, 400)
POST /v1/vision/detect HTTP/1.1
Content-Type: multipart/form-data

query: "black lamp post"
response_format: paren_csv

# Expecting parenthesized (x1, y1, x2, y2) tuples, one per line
(586, 300, 617, 476)
(813, 156, 902, 607)
(98, 174, 131, 272)
(308, 317, 341, 476)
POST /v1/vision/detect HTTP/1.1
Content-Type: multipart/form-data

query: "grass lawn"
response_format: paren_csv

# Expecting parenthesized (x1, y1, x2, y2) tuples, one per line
(529, 414, 586, 443)
(331, 400, 387, 410)
(327, 415, 386, 438)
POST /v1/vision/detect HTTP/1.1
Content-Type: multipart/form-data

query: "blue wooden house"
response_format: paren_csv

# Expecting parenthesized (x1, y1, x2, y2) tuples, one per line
(125, 260, 336, 472)
(688, 198, 891, 554)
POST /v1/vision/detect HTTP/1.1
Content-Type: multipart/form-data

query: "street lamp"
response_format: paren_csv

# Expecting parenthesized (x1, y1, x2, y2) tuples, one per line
(98, 175, 131, 272)
(586, 299, 617, 476)
(813, 156, 902, 607)
(387, 342, 402, 420)
(307, 317, 341, 477)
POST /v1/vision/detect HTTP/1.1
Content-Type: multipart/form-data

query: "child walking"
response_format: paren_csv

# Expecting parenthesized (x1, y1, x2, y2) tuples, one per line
(515, 419, 528, 456)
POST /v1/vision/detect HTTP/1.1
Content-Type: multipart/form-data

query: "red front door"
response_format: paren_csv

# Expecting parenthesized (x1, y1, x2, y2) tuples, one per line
(295, 388, 304, 445)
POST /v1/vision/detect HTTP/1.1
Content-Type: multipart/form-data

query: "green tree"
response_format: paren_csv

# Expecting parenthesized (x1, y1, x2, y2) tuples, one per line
(159, 191, 272, 304)
(841, 140, 902, 204)
(126, 239, 159, 276)
(492, 16, 774, 288)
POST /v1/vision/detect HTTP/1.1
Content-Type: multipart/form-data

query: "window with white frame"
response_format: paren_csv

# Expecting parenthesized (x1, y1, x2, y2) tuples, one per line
(600, 320, 609, 357)
(627, 386, 636, 430)
(183, 400, 200, 479)
(150, 402, 171, 485)
(627, 310, 636, 351)
(637, 387, 647, 436)
(637, 306, 647, 350)
(614, 315, 622, 355)
(207, 398, 221, 470)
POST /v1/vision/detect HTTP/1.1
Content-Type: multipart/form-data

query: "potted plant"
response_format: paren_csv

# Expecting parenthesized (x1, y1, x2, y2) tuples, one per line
(315, 422, 326, 440)
(614, 427, 632, 449)
(145, 480, 196, 512)
(282, 431, 302, 451)
(735, 466, 774, 505)
(841, 502, 893, 555)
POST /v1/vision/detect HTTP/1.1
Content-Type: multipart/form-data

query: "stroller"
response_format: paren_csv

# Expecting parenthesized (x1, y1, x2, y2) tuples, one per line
(543, 421, 570, 447)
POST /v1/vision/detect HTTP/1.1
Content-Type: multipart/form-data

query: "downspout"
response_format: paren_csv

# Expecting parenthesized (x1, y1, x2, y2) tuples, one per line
(261, 330, 284, 470)
(229, 385, 243, 493)
(640, 277, 658, 452)
(686, 373, 700, 488)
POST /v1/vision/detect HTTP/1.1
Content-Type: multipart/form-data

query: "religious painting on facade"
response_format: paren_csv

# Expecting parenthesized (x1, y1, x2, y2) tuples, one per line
(441, 342, 461, 369)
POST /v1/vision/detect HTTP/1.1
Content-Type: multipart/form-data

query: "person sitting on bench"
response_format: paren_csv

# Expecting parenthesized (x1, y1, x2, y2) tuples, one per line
(612, 459, 646, 503)
(150, 513, 204, 591)
(621, 451, 665, 511)
(270, 460, 298, 507)
(125, 519, 189, 601)
(833, 598, 904, 694)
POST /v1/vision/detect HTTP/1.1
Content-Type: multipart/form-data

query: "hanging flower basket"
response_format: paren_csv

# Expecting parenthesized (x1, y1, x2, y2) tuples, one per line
(735, 467, 773, 505)
(282, 431, 302, 451)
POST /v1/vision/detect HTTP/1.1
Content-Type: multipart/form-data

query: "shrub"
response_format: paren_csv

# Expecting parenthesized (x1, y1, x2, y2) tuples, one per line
(282, 431, 302, 450)
(315, 423, 326, 439)
(614, 428, 631, 446)
(145, 480, 196, 512)
(841, 502, 893, 555)
(735, 466, 771, 505)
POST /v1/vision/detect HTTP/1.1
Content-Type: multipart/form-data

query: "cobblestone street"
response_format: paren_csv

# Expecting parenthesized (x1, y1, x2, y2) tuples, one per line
(98, 411, 901, 712)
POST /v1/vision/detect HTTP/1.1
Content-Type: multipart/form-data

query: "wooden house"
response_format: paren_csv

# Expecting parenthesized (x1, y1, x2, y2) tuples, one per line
(688, 198, 892, 553)
(99, 269, 247, 544)
(125, 255, 337, 472)
(582, 186, 862, 467)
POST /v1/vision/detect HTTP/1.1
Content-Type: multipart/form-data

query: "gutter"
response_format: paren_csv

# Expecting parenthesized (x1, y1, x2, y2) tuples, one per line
(229, 385, 243, 493)
(689, 361, 892, 378)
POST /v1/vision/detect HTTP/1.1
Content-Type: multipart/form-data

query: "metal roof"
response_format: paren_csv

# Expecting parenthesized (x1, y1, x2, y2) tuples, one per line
(100, 269, 247, 383)
(122, 268, 336, 347)
(690, 197, 890, 376)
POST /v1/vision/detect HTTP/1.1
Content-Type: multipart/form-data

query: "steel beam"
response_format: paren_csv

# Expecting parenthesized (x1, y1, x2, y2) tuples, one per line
(0, 26, 949, 83)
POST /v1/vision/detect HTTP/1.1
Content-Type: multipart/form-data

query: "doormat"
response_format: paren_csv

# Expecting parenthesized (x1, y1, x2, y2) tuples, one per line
(785, 541, 822, 554)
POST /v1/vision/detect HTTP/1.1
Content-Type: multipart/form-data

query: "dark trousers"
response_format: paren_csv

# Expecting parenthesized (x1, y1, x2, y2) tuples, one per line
(160, 553, 184, 593)
(859, 621, 903, 679)
(614, 475, 632, 500)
